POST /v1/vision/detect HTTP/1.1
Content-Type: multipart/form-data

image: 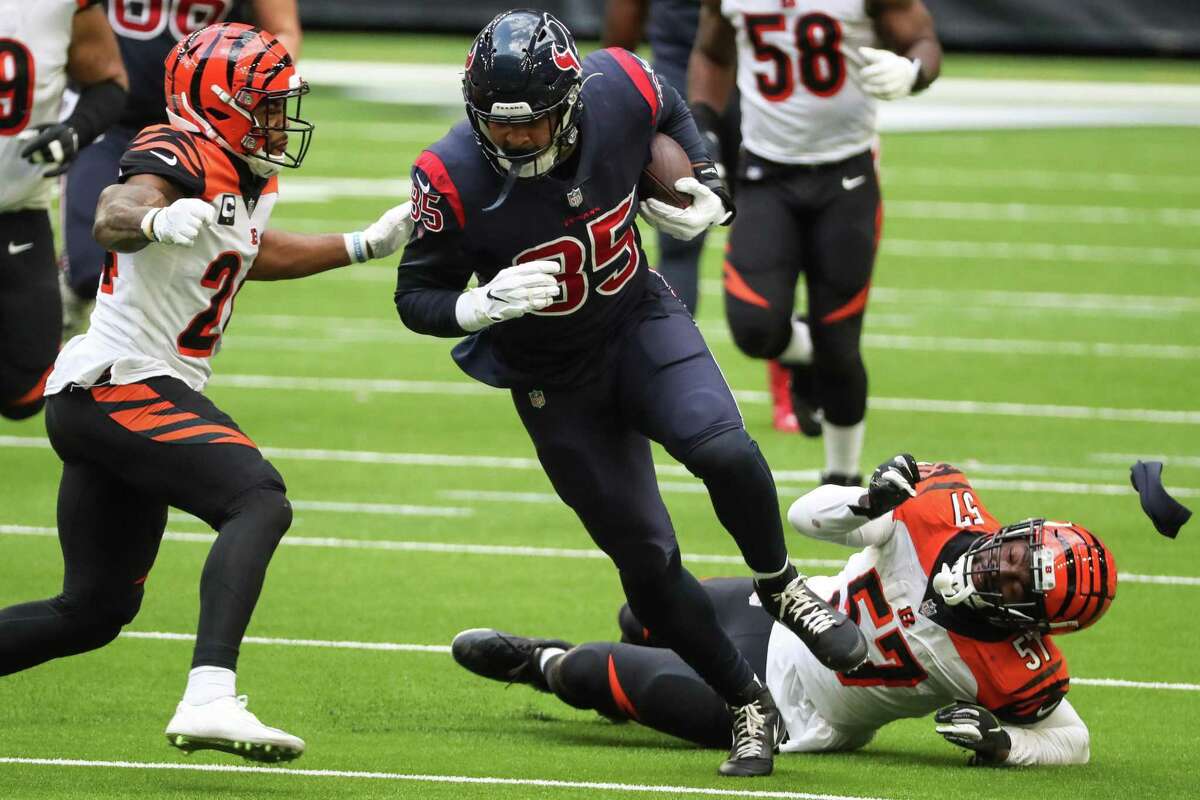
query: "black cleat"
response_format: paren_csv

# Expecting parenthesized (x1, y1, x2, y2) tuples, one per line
(450, 628, 573, 692)
(787, 362, 823, 438)
(719, 681, 785, 777)
(820, 471, 863, 487)
(755, 565, 868, 673)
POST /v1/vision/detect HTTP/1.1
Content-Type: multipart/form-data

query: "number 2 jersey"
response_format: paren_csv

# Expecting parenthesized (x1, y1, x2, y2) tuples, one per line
(770, 464, 1073, 753)
(0, 0, 99, 212)
(722, 0, 878, 164)
(46, 124, 276, 394)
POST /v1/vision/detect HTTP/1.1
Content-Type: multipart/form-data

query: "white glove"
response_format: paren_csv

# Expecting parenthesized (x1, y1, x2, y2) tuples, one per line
(638, 177, 730, 241)
(344, 201, 414, 263)
(142, 198, 217, 247)
(455, 261, 563, 332)
(858, 46, 921, 100)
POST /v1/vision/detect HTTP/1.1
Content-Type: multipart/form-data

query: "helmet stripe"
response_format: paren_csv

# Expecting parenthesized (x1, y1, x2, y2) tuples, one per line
(189, 32, 225, 127)
(1051, 531, 1078, 621)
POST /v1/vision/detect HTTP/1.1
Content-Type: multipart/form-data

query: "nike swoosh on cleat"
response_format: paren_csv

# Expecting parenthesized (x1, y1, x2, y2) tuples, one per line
(842, 175, 867, 190)
(7, 241, 34, 255)
(151, 150, 179, 166)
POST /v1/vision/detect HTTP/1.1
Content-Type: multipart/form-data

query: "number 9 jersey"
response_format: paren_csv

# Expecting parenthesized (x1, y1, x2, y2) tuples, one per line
(722, 0, 877, 164)
(46, 124, 277, 394)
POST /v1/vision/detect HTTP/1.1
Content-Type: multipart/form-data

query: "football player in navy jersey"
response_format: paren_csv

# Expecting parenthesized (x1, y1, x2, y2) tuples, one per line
(394, 9, 868, 778)
(58, 0, 300, 337)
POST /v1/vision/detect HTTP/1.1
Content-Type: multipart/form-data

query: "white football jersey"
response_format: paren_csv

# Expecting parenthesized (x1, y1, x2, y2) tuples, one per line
(0, 0, 86, 211)
(47, 124, 277, 394)
(721, 0, 878, 164)
(768, 464, 1070, 752)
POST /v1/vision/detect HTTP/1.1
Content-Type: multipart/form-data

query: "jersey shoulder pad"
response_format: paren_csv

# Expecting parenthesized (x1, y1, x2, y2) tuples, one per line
(894, 465, 1002, 573)
(949, 630, 1069, 724)
(121, 125, 210, 196)
(587, 48, 663, 125)
(411, 145, 467, 236)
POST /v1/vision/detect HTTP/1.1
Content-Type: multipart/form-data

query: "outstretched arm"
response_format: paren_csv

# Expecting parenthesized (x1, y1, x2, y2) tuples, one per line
(249, 203, 413, 281)
(788, 485, 897, 548)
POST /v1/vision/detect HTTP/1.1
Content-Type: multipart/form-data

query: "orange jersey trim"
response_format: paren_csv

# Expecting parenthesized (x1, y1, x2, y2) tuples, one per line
(607, 654, 640, 721)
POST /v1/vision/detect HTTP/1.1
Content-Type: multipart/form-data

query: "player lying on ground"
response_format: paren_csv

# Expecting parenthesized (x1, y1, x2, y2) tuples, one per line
(454, 455, 1116, 767)
(0, 23, 411, 764)
(394, 9, 870, 777)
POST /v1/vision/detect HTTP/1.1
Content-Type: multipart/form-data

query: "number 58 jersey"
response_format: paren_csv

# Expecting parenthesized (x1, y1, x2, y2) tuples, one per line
(767, 464, 1070, 751)
(722, 0, 877, 164)
(47, 125, 277, 395)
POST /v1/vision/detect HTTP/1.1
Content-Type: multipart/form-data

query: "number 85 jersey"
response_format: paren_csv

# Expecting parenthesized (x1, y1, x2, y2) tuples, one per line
(47, 124, 277, 394)
(722, 0, 877, 164)
(769, 464, 1070, 751)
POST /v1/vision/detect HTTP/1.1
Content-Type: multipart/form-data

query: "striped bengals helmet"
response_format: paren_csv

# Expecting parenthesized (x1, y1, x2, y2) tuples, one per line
(943, 518, 1118, 634)
(1035, 520, 1118, 633)
(164, 23, 312, 176)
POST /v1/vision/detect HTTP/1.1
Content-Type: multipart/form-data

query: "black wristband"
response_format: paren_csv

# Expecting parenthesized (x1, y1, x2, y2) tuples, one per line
(689, 102, 723, 162)
(693, 162, 735, 224)
(66, 80, 128, 148)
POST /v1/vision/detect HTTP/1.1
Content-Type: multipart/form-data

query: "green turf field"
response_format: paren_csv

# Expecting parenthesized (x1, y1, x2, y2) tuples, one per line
(1, 31, 1198, 800)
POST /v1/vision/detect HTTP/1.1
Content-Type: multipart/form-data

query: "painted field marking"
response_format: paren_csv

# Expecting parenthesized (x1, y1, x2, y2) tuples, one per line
(104, 632, 1200, 692)
(0, 758, 891, 800)
(1, 525, 1196, 586)
(885, 199, 1200, 227)
(881, 238, 1200, 267)
(1090, 453, 1200, 469)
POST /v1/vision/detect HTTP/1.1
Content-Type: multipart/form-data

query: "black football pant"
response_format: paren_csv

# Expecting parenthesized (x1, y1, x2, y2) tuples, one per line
(512, 281, 786, 705)
(547, 577, 773, 747)
(0, 210, 60, 420)
(0, 376, 291, 675)
(723, 149, 880, 426)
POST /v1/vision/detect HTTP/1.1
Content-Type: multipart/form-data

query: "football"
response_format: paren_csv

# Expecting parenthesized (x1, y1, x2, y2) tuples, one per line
(638, 133, 694, 209)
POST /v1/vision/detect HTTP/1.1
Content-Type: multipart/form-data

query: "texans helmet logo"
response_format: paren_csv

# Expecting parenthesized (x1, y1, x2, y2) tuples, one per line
(544, 15, 582, 74)
(465, 45, 476, 71)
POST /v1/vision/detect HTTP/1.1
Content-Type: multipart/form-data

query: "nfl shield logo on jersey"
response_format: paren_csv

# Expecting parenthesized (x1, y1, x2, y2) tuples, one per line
(529, 389, 546, 409)
(566, 187, 583, 207)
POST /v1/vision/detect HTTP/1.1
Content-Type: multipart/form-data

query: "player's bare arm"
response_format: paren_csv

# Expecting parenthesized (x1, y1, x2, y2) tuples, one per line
(250, 202, 414, 281)
(602, 0, 650, 51)
(93, 174, 182, 253)
(688, 0, 737, 113)
(67, 4, 129, 91)
(866, 0, 942, 93)
(251, 0, 302, 58)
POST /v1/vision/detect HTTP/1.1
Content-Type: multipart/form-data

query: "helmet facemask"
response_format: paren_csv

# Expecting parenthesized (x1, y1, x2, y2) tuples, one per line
(466, 82, 581, 179)
(214, 76, 313, 177)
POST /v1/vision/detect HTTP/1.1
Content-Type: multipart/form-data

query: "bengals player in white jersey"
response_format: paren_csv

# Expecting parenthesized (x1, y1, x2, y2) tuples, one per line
(0, 23, 411, 763)
(452, 455, 1116, 771)
(0, 0, 127, 420)
(690, 0, 941, 484)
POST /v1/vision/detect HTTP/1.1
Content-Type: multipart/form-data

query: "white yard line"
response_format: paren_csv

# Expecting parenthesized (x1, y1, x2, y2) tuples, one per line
(884, 200, 1200, 227)
(1090, 453, 1200, 469)
(881, 238, 1200, 267)
(3, 437, 1196, 498)
(882, 166, 1200, 195)
(97, 633, 1200, 692)
(0, 758, 890, 800)
(1, 525, 1196, 585)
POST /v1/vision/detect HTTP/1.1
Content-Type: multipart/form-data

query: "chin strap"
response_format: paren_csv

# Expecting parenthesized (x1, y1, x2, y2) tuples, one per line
(483, 160, 522, 213)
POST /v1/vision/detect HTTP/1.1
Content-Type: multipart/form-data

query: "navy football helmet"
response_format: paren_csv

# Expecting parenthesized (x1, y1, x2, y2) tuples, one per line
(463, 9, 584, 181)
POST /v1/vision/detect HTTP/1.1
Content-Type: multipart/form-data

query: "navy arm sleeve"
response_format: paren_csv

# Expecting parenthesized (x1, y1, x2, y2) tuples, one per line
(394, 155, 474, 338)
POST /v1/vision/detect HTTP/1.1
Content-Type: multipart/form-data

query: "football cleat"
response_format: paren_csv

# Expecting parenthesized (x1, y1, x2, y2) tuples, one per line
(786, 363, 823, 438)
(755, 565, 868, 673)
(768, 361, 799, 433)
(719, 681, 785, 777)
(451, 628, 574, 692)
(164, 695, 304, 763)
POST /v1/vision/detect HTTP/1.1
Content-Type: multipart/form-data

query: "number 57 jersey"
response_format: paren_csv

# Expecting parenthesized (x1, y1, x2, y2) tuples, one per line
(47, 124, 277, 395)
(767, 464, 1070, 751)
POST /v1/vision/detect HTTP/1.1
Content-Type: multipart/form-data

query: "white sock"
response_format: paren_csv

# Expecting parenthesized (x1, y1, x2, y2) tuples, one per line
(538, 647, 566, 674)
(182, 666, 237, 706)
(777, 319, 813, 365)
(824, 420, 865, 477)
(752, 560, 791, 581)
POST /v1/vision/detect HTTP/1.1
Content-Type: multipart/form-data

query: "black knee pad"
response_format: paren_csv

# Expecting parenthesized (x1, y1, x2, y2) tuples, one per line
(547, 643, 615, 711)
(1, 396, 45, 420)
(220, 486, 293, 541)
(683, 428, 767, 482)
(727, 307, 792, 360)
(51, 586, 144, 648)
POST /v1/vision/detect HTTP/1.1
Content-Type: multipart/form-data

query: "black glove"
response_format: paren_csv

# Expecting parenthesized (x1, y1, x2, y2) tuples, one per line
(934, 702, 1012, 765)
(19, 123, 81, 177)
(850, 453, 920, 518)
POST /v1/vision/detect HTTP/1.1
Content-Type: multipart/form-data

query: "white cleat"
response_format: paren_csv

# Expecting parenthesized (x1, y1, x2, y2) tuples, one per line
(164, 695, 305, 763)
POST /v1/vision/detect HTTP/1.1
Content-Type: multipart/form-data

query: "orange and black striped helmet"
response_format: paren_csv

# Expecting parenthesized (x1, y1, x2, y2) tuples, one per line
(952, 518, 1118, 634)
(164, 23, 312, 175)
